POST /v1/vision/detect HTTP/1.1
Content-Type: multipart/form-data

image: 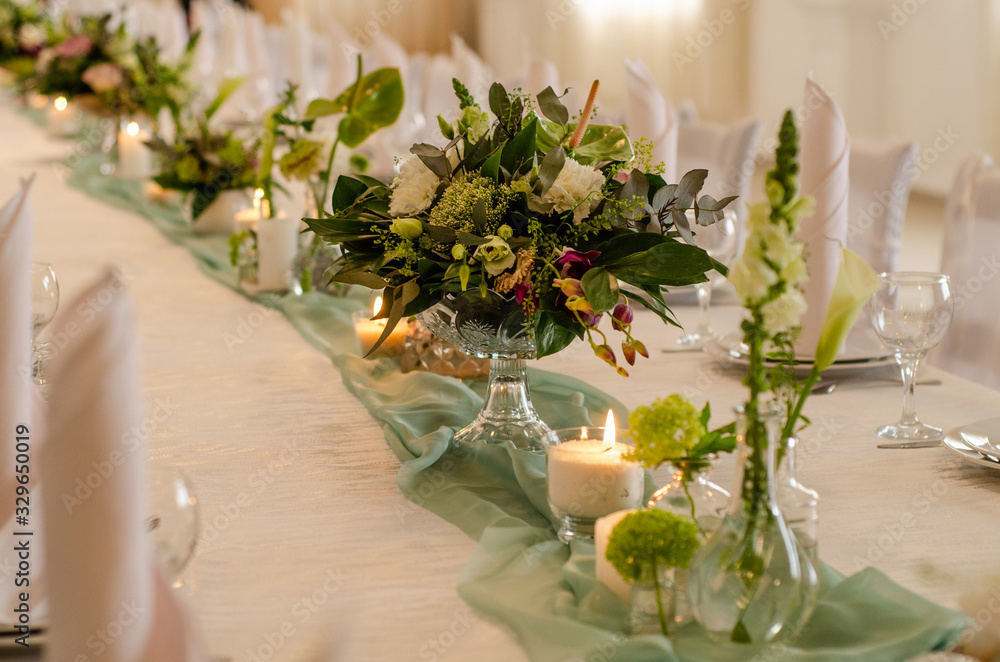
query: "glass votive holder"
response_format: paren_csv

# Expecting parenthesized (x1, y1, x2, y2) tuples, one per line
(352, 308, 407, 358)
(542, 425, 644, 543)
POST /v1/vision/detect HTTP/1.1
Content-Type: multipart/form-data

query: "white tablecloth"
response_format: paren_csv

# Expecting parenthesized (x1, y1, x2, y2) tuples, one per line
(7, 100, 1000, 661)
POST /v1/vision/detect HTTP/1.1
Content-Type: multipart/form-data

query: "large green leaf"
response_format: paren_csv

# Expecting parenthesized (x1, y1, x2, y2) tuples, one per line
(608, 242, 714, 287)
(306, 68, 405, 148)
(501, 119, 537, 177)
(581, 267, 618, 312)
(571, 124, 633, 165)
(535, 314, 578, 359)
(330, 175, 370, 214)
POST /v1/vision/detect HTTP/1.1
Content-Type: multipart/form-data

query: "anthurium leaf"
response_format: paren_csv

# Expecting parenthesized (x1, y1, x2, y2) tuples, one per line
(330, 68, 404, 147)
(205, 77, 246, 121)
(581, 267, 618, 312)
(501, 118, 537, 177)
(533, 114, 567, 153)
(330, 175, 369, 214)
(304, 97, 347, 119)
(537, 86, 569, 125)
(535, 314, 578, 358)
(537, 146, 566, 196)
(570, 124, 633, 165)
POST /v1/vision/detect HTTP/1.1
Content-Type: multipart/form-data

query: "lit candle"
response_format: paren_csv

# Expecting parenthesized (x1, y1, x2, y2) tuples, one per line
(256, 211, 297, 291)
(352, 297, 407, 358)
(546, 412, 643, 532)
(117, 120, 155, 179)
(234, 207, 259, 232)
(47, 96, 78, 138)
(594, 509, 639, 602)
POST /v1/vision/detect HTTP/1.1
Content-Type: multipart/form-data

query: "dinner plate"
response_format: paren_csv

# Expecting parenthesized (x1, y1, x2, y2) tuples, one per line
(942, 422, 1000, 469)
(704, 331, 896, 373)
(956, 418, 1000, 460)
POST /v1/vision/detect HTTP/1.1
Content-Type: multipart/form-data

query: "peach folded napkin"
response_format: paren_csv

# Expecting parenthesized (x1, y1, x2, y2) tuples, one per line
(625, 58, 678, 181)
(40, 270, 206, 661)
(797, 78, 850, 354)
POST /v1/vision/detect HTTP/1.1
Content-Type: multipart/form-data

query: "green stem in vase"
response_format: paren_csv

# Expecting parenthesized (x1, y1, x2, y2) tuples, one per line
(653, 560, 669, 636)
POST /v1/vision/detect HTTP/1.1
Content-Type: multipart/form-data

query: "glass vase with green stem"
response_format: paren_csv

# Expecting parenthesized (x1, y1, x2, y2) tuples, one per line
(687, 110, 819, 645)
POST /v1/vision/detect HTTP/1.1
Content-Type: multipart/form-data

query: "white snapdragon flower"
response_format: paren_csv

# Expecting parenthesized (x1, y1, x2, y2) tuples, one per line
(389, 156, 440, 218)
(760, 290, 807, 335)
(540, 157, 605, 224)
(729, 249, 777, 304)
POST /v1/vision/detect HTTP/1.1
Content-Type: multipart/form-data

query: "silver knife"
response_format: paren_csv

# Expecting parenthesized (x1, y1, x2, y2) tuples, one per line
(877, 440, 942, 449)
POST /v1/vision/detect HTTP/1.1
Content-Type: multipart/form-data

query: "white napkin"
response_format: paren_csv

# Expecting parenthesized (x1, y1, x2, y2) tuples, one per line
(797, 78, 850, 354)
(526, 52, 559, 97)
(41, 269, 206, 661)
(625, 58, 678, 181)
(0, 176, 49, 628)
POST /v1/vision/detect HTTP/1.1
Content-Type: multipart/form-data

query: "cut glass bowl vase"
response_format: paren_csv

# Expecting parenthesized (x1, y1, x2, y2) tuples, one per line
(416, 290, 550, 452)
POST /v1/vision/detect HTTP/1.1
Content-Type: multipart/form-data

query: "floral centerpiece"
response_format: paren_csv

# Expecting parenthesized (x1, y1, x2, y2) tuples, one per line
(686, 111, 879, 644)
(305, 80, 734, 374)
(34, 14, 193, 124)
(149, 79, 260, 221)
(0, 0, 55, 83)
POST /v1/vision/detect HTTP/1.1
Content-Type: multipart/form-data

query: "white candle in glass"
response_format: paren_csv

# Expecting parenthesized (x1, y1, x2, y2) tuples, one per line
(547, 412, 643, 519)
(117, 120, 155, 179)
(47, 96, 77, 138)
(353, 297, 407, 357)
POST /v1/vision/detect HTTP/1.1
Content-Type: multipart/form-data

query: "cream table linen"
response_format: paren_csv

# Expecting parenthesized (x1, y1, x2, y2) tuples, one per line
(5, 101, 1000, 660)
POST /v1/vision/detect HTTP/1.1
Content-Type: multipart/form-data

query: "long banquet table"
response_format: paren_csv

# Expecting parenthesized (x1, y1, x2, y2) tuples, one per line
(7, 99, 1000, 661)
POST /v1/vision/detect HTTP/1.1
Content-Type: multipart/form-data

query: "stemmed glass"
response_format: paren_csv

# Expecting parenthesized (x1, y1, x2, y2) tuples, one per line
(148, 467, 200, 589)
(870, 272, 953, 440)
(30, 262, 59, 387)
(677, 211, 739, 348)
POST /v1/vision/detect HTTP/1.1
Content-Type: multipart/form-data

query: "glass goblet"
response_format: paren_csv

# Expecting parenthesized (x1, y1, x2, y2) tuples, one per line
(871, 272, 953, 440)
(676, 210, 739, 348)
(30, 262, 59, 387)
(147, 468, 199, 588)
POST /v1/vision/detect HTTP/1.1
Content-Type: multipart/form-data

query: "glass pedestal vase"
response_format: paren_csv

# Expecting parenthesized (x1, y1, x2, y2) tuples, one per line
(416, 290, 550, 452)
(686, 405, 818, 645)
(647, 458, 730, 627)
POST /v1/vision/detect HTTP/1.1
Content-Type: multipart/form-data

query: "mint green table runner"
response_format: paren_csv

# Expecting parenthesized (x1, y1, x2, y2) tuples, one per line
(66, 152, 970, 661)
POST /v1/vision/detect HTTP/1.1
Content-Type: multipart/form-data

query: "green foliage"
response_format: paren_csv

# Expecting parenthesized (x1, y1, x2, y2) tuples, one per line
(606, 510, 700, 583)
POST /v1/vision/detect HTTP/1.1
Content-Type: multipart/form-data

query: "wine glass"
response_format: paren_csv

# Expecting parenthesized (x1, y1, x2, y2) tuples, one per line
(147, 468, 200, 588)
(30, 262, 59, 387)
(676, 210, 739, 348)
(870, 272, 953, 440)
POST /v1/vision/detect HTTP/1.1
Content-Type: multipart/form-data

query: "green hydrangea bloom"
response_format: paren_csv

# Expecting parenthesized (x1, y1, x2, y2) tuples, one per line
(606, 510, 700, 583)
(623, 395, 706, 468)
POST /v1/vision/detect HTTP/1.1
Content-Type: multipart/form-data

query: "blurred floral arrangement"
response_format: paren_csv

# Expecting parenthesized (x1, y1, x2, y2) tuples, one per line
(305, 79, 735, 374)
(148, 79, 259, 219)
(0, 0, 56, 80)
(32, 13, 194, 122)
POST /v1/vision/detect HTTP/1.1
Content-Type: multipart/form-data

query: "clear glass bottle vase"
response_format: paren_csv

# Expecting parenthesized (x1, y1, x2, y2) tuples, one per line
(777, 435, 821, 639)
(647, 458, 730, 627)
(686, 404, 819, 645)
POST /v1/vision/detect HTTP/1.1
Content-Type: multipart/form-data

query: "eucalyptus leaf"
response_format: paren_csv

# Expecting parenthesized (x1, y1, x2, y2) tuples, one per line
(472, 199, 488, 233)
(537, 146, 566, 196)
(411, 143, 451, 178)
(675, 169, 708, 208)
(537, 87, 569, 125)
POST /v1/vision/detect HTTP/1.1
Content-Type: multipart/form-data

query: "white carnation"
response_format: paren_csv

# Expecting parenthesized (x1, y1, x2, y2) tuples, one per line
(761, 290, 806, 335)
(18, 24, 46, 51)
(540, 158, 605, 224)
(389, 156, 440, 218)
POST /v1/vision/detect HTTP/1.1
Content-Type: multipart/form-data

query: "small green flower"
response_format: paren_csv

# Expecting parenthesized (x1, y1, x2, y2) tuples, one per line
(279, 139, 324, 181)
(623, 395, 706, 468)
(390, 217, 423, 240)
(473, 236, 515, 276)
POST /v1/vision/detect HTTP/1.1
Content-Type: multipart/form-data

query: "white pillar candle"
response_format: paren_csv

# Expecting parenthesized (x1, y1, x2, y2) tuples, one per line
(547, 440, 644, 519)
(47, 96, 79, 138)
(594, 509, 639, 602)
(256, 213, 299, 291)
(117, 120, 155, 179)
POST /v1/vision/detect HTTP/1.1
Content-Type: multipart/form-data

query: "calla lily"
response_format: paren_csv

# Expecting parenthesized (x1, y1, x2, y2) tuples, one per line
(813, 248, 880, 372)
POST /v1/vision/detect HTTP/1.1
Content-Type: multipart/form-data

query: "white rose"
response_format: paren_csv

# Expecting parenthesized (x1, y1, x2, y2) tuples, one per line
(760, 290, 806, 335)
(389, 156, 440, 218)
(18, 24, 46, 51)
(540, 157, 605, 224)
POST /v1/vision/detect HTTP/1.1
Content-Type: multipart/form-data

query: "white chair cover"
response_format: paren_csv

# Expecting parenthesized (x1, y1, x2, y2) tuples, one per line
(422, 53, 459, 123)
(450, 33, 492, 104)
(624, 58, 678, 182)
(846, 137, 920, 275)
(931, 154, 1000, 390)
(526, 53, 559, 97)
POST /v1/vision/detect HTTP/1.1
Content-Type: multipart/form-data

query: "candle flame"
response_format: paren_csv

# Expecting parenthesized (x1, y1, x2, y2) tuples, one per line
(54, 96, 68, 111)
(581, 428, 588, 440)
(373, 296, 383, 317)
(253, 188, 264, 211)
(603, 410, 615, 450)
(126, 121, 140, 137)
